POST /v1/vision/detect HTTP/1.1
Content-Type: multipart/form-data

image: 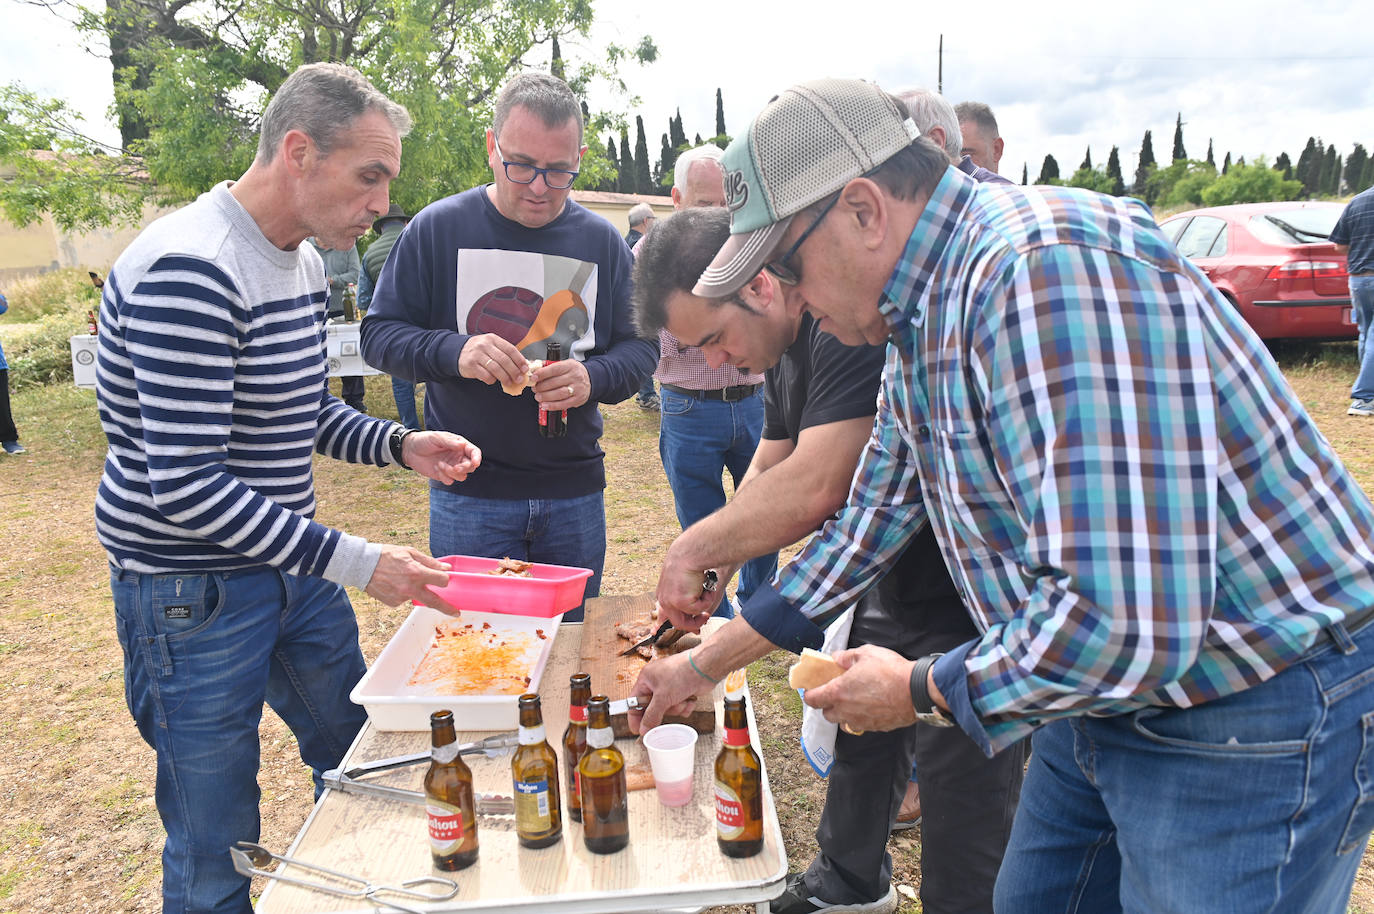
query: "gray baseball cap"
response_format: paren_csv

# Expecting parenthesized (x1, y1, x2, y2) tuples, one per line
(693, 78, 920, 299)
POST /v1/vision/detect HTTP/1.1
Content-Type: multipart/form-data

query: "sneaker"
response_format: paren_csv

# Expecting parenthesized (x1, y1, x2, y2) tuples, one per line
(1349, 399, 1374, 417)
(636, 394, 660, 411)
(1, 441, 25, 455)
(772, 872, 898, 914)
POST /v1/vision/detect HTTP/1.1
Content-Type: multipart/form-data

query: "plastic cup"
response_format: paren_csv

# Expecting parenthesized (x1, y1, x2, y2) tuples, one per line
(643, 723, 698, 807)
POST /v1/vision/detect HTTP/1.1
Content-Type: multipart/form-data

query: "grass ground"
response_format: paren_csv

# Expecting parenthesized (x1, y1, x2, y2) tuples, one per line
(1, 334, 1373, 912)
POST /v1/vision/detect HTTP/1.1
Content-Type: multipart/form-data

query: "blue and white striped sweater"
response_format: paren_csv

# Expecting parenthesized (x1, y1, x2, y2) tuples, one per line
(95, 182, 394, 589)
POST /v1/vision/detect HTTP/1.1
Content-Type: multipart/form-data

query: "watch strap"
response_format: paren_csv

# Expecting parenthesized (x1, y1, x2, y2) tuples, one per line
(908, 653, 954, 727)
(388, 426, 415, 470)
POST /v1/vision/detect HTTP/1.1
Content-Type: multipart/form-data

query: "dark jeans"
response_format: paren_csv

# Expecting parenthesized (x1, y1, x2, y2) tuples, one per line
(0, 368, 16, 442)
(340, 375, 366, 413)
(804, 539, 1026, 913)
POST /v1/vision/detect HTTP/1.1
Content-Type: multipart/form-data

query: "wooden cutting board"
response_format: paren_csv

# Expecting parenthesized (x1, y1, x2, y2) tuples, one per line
(580, 593, 717, 738)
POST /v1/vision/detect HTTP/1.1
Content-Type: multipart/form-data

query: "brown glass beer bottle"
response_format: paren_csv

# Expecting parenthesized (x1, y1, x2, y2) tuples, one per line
(577, 695, 630, 853)
(538, 341, 568, 438)
(714, 673, 763, 857)
(562, 672, 591, 823)
(512, 693, 563, 848)
(425, 709, 479, 870)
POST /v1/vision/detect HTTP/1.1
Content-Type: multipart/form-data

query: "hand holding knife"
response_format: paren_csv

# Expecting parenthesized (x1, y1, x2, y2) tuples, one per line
(620, 570, 719, 656)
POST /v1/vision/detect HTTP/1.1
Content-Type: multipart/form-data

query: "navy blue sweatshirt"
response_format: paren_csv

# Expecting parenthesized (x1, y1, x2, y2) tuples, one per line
(361, 186, 655, 499)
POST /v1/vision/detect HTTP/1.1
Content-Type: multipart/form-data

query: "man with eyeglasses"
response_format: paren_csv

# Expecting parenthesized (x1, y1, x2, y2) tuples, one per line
(362, 71, 655, 621)
(633, 78, 1374, 914)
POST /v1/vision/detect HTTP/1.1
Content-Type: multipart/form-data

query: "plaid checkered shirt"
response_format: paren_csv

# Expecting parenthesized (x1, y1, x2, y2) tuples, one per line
(742, 167, 1374, 754)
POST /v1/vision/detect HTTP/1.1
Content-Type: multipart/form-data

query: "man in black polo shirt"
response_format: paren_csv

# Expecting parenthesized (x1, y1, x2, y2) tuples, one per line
(632, 206, 1026, 914)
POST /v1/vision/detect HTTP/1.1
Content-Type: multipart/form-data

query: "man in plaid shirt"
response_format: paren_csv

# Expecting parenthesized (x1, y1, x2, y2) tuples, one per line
(632, 79, 1374, 913)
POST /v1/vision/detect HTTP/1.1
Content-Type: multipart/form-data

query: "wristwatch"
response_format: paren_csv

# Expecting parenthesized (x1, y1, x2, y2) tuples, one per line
(388, 426, 415, 470)
(909, 654, 955, 727)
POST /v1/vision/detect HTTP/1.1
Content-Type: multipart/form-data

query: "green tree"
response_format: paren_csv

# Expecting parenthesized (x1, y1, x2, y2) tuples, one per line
(655, 132, 673, 193)
(1133, 129, 1156, 199)
(618, 129, 633, 193)
(1346, 145, 1369, 194)
(1021, 163, 1028, 185)
(1295, 137, 1322, 197)
(1319, 145, 1341, 196)
(669, 108, 687, 151)
(1205, 139, 1214, 168)
(15, 0, 658, 223)
(1273, 151, 1292, 180)
(1105, 146, 1125, 196)
(602, 135, 619, 192)
(633, 115, 651, 194)
(1200, 157, 1303, 206)
(1148, 159, 1216, 209)
(1080, 147, 1092, 171)
(715, 88, 726, 143)
(1036, 154, 1060, 185)
(1171, 113, 1186, 162)
(1066, 166, 1116, 194)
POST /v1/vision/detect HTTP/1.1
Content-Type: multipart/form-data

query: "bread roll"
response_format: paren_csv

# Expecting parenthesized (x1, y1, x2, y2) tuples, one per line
(500, 358, 542, 396)
(788, 647, 843, 690)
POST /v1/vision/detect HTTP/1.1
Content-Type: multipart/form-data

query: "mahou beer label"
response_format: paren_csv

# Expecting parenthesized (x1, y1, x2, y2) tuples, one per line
(723, 726, 750, 748)
(518, 724, 546, 746)
(428, 799, 465, 852)
(432, 743, 460, 764)
(715, 781, 745, 839)
(515, 778, 552, 828)
(568, 704, 588, 723)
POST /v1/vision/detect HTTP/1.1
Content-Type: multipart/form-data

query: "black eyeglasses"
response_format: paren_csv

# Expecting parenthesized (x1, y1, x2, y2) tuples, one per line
(493, 136, 580, 190)
(763, 194, 840, 286)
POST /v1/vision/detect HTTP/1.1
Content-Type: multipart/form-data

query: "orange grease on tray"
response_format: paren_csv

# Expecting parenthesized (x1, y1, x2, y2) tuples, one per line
(406, 623, 540, 695)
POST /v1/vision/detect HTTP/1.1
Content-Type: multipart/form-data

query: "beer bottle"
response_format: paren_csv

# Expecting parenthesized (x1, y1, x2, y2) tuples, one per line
(512, 693, 562, 848)
(538, 341, 568, 438)
(714, 672, 763, 858)
(424, 709, 479, 870)
(562, 672, 591, 823)
(86, 309, 98, 335)
(342, 282, 358, 322)
(577, 695, 629, 854)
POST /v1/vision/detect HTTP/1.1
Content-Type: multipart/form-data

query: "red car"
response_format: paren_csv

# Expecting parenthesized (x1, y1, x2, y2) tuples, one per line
(1159, 201, 1352, 341)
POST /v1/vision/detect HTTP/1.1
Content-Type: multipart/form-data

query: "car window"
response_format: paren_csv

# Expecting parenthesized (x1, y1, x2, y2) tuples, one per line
(1160, 217, 1190, 244)
(1206, 227, 1228, 258)
(1248, 208, 1341, 245)
(1175, 216, 1227, 260)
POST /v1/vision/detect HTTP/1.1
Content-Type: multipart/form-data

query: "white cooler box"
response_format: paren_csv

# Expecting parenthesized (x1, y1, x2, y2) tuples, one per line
(70, 334, 98, 389)
(325, 320, 381, 377)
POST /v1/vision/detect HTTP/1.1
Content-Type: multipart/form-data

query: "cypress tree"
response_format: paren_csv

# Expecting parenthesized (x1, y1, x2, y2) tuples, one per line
(634, 115, 652, 195)
(550, 35, 565, 80)
(1171, 113, 1186, 162)
(1345, 145, 1369, 194)
(618, 130, 633, 194)
(1036, 154, 1060, 185)
(1080, 147, 1092, 171)
(657, 133, 673, 194)
(1223, 151, 1232, 175)
(1274, 152, 1292, 181)
(1319, 146, 1341, 196)
(694, 132, 703, 146)
(1105, 146, 1125, 196)
(1021, 163, 1028, 185)
(601, 135, 619, 192)
(1133, 130, 1156, 197)
(1205, 139, 1214, 168)
(715, 88, 727, 142)
(670, 109, 687, 151)
(1363, 156, 1374, 194)
(1295, 138, 1321, 197)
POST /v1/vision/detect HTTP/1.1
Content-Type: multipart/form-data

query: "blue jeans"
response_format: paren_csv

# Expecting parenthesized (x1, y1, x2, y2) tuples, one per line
(658, 387, 777, 614)
(637, 376, 657, 402)
(994, 615, 1374, 914)
(1350, 276, 1374, 401)
(392, 376, 420, 429)
(428, 488, 604, 622)
(111, 566, 367, 914)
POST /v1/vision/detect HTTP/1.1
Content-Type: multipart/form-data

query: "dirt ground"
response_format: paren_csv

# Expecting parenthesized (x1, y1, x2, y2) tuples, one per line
(2, 365, 1373, 913)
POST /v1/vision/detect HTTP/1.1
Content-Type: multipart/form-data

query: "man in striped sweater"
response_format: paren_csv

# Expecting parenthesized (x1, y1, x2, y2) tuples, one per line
(95, 63, 481, 914)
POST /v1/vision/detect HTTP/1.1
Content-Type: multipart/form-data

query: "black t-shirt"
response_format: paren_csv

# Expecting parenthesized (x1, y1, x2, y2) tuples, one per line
(766, 314, 971, 644)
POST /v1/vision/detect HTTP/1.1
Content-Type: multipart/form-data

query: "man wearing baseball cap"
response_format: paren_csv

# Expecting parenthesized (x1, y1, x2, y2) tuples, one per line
(632, 78, 1374, 913)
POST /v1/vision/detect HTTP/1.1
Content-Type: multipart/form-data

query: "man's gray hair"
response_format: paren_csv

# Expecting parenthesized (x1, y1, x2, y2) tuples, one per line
(672, 143, 725, 194)
(257, 62, 412, 162)
(954, 101, 1000, 140)
(494, 71, 584, 145)
(896, 88, 962, 162)
(627, 202, 655, 228)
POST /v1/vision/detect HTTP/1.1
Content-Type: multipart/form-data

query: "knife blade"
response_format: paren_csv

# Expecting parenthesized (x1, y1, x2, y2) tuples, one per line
(619, 618, 673, 657)
(618, 570, 721, 657)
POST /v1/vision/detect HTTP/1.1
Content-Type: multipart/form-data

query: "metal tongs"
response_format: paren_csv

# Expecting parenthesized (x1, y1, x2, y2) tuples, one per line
(321, 731, 518, 814)
(619, 570, 718, 656)
(231, 841, 459, 914)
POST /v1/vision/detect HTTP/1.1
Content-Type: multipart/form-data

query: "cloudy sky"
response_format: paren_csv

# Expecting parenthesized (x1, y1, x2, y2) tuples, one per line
(5, 0, 1369, 183)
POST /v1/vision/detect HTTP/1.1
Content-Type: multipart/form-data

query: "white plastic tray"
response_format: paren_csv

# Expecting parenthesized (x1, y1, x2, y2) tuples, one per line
(350, 606, 562, 731)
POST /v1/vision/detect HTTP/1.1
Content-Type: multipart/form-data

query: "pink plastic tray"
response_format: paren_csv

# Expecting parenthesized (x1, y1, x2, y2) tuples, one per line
(417, 554, 593, 618)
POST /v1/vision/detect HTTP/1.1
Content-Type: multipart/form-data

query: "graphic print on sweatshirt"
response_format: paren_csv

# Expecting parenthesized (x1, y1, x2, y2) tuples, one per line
(458, 249, 597, 361)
